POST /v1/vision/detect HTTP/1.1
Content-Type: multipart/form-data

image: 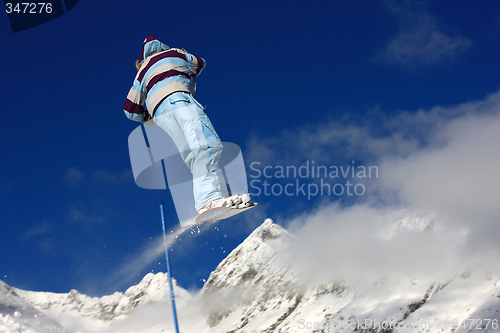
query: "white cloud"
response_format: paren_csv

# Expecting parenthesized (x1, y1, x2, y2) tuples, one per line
(247, 91, 500, 168)
(23, 222, 57, 255)
(247, 89, 500, 282)
(63, 167, 132, 187)
(63, 166, 85, 187)
(380, 110, 500, 248)
(376, 0, 472, 66)
(284, 204, 472, 283)
(68, 202, 106, 225)
(91, 169, 133, 185)
(24, 222, 54, 238)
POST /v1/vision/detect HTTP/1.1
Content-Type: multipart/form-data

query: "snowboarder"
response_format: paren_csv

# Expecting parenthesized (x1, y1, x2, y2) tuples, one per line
(124, 35, 250, 215)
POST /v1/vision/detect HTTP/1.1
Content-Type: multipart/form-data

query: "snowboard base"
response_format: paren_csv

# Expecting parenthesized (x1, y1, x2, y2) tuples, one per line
(195, 203, 258, 224)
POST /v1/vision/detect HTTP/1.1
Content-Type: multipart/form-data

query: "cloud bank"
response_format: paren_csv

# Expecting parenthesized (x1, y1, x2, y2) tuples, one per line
(247, 89, 500, 281)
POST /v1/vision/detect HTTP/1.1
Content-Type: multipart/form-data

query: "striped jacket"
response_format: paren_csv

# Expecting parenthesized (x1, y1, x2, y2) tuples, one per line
(123, 39, 206, 122)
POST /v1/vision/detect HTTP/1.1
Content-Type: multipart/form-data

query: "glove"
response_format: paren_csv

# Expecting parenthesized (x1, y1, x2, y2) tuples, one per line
(142, 111, 152, 123)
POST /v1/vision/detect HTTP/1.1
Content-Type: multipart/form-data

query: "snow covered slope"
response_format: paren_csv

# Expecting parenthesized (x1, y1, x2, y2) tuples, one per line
(0, 280, 67, 333)
(1, 273, 197, 333)
(2, 216, 500, 333)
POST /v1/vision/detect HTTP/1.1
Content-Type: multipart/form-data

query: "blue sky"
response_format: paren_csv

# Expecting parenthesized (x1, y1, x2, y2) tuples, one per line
(1, 0, 500, 296)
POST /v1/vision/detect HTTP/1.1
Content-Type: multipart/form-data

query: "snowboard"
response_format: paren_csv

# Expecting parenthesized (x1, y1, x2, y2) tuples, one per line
(195, 202, 258, 224)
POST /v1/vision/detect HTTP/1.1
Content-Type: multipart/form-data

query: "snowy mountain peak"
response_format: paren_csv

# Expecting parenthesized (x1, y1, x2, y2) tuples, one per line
(199, 219, 305, 330)
(202, 218, 295, 293)
(250, 217, 293, 242)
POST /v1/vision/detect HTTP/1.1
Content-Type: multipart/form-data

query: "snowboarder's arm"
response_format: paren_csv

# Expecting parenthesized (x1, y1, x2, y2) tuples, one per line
(123, 83, 147, 122)
(181, 49, 206, 78)
(190, 53, 206, 78)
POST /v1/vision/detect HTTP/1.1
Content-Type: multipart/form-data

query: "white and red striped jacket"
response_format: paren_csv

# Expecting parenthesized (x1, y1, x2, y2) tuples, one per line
(124, 36, 206, 122)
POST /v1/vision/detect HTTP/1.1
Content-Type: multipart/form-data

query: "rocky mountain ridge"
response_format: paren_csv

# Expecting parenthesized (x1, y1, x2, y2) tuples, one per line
(2, 215, 500, 333)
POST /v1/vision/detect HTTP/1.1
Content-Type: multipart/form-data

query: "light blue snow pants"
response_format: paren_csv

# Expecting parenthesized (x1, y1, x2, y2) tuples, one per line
(154, 92, 225, 211)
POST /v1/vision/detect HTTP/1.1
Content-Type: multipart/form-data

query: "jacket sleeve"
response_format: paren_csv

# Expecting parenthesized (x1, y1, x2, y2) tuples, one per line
(123, 79, 146, 122)
(187, 51, 206, 78)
